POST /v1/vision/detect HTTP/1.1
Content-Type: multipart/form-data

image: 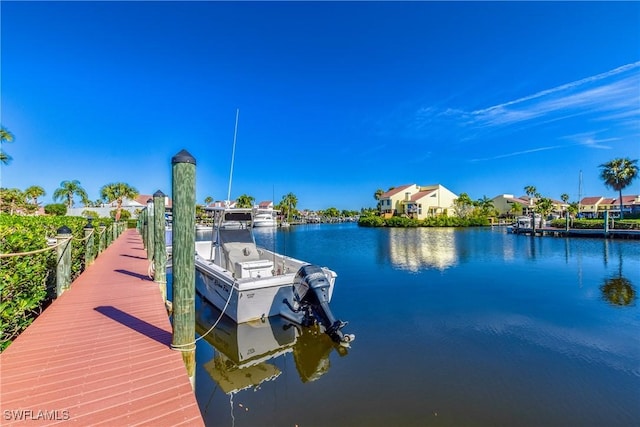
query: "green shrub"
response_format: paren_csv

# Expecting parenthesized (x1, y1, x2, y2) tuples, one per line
(44, 203, 67, 216)
(386, 216, 420, 227)
(0, 214, 113, 351)
(358, 215, 385, 227)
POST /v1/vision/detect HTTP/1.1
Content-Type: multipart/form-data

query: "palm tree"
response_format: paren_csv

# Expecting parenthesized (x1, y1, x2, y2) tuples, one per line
(24, 185, 46, 207)
(281, 192, 298, 222)
(560, 193, 570, 218)
(374, 188, 384, 211)
(0, 126, 15, 165)
(476, 195, 495, 216)
(0, 188, 24, 214)
(534, 197, 554, 220)
(204, 196, 213, 206)
(453, 193, 474, 218)
(236, 194, 254, 208)
(53, 180, 88, 209)
(524, 185, 537, 204)
(100, 182, 139, 221)
(599, 158, 638, 220)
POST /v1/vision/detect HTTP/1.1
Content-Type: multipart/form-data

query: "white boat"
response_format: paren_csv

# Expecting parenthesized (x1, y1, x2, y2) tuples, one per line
(252, 208, 277, 227)
(515, 214, 543, 229)
(194, 207, 354, 344)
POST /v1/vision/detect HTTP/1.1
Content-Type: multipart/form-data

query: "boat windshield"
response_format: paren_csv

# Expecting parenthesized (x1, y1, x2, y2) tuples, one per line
(218, 228, 255, 245)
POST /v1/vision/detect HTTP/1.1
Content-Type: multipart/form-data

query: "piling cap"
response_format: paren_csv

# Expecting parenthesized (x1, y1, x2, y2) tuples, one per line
(153, 190, 165, 198)
(57, 225, 72, 235)
(172, 149, 196, 165)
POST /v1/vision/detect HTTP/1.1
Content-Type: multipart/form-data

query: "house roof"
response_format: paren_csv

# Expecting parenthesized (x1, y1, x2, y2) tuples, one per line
(380, 184, 414, 198)
(258, 201, 273, 209)
(409, 190, 436, 202)
(613, 195, 640, 204)
(580, 196, 603, 205)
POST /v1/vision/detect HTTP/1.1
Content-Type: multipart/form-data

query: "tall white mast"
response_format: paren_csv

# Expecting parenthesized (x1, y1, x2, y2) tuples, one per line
(227, 109, 239, 205)
(578, 170, 583, 214)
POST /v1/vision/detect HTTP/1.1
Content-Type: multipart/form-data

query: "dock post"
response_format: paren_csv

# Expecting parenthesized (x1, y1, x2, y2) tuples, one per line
(99, 223, 106, 254)
(153, 190, 167, 302)
(146, 198, 155, 260)
(604, 210, 609, 237)
(531, 211, 536, 236)
(84, 219, 95, 266)
(171, 149, 196, 388)
(141, 208, 147, 250)
(56, 226, 72, 297)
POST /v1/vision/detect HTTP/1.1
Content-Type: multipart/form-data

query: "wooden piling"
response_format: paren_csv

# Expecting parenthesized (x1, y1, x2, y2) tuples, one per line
(84, 220, 95, 266)
(153, 190, 167, 302)
(99, 223, 106, 254)
(146, 198, 155, 260)
(141, 208, 147, 249)
(56, 225, 72, 297)
(171, 149, 196, 388)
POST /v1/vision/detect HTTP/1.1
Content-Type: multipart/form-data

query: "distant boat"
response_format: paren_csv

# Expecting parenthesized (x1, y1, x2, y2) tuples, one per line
(252, 208, 277, 228)
(194, 206, 355, 344)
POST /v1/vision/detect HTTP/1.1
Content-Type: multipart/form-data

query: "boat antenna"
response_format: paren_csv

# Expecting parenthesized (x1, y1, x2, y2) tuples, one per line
(227, 108, 239, 206)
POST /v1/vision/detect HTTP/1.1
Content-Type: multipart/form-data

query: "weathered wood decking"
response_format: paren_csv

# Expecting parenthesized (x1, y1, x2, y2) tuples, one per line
(0, 229, 204, 426)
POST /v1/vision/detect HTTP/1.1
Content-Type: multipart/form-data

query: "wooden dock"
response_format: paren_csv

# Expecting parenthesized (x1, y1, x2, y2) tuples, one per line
(510, 226, 640, 239)
(0, 229, 204, 426)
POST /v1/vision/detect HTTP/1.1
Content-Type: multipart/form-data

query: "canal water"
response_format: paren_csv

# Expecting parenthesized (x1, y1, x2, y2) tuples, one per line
(173, 223, 639, 427)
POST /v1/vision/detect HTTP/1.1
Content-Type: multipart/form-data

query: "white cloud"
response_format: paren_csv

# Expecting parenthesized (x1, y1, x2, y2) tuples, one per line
(470, 145, 566, 162)
(407, 62, 640, 134)
(471, 65, 640, 127)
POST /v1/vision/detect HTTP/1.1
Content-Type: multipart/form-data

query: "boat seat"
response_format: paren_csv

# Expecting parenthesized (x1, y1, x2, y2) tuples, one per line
(223, 242, 261, 270)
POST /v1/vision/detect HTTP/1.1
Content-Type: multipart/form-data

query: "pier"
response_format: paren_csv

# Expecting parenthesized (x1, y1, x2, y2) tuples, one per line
(510, 226, 640, 239)
(0, 229, 204, 426)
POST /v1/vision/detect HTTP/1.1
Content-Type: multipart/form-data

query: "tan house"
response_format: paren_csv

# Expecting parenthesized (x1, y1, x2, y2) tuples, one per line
(580, 195, 640, 218)
(491, 194, 530, 217)
(579, 196, 605, 218)
(379, 184, 457, 220)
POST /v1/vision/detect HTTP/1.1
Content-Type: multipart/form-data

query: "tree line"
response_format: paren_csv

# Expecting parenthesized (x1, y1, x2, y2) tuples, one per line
(371, 157, 638, 220)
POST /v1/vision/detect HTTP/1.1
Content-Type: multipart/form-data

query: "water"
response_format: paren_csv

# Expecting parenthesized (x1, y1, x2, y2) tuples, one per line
(175, 224, 639, 426)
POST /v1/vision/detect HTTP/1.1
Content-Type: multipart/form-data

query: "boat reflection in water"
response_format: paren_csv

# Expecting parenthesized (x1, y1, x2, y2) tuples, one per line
(195, 295, 350, 396)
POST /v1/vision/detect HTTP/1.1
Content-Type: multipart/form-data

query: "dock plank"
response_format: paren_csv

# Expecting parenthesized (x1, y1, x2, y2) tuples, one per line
(0, 229, 203, 426)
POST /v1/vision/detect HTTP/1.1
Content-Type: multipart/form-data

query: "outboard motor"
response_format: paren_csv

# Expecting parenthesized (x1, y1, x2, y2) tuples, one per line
(285, 264, 355, 344)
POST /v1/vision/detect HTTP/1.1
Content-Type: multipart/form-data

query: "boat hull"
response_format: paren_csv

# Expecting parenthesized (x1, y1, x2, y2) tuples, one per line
(195, 253, 336, 324)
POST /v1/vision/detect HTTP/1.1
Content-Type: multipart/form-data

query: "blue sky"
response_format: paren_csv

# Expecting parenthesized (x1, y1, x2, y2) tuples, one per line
(1, 1, 639, 211)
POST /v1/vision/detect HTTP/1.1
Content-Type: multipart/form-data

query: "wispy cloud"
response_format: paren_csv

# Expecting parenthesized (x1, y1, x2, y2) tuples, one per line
(471, 62, 640, 126)
(562, 131, 616, 150)
(470, 145, 566, 162)
(400, 62, 639, 162)
(407, 62, 640, 136)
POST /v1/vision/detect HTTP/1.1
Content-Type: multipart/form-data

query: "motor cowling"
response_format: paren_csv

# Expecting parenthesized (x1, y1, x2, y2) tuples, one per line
(291, 265, 353, 344)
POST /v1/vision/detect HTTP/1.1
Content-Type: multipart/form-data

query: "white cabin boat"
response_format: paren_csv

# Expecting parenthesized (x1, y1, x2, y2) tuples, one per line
(252, 208, 277, 228)
(194, 207, 354, 343)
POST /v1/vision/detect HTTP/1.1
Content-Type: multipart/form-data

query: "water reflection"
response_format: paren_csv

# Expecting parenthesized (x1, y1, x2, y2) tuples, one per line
(195, 297, 349, 395)
(601, 277, 636, 306)
(599, 240, 636, 307)
(387, 228, 457, 272)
